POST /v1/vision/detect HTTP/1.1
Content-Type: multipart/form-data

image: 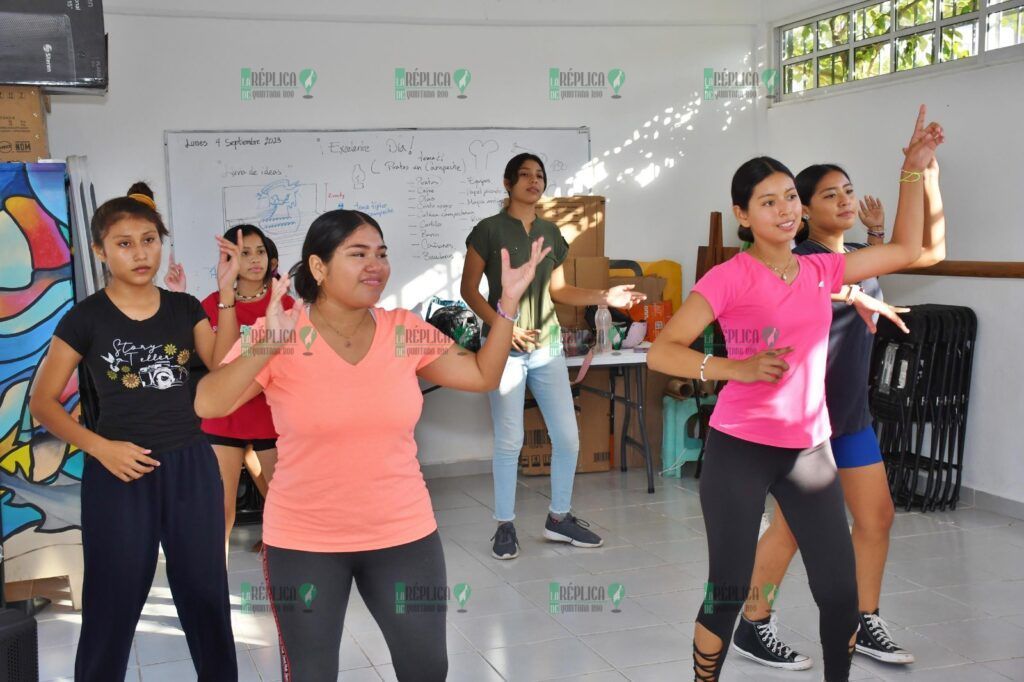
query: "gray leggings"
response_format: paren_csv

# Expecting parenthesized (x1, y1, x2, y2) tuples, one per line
(262, 531, 447, 682)
(695, 429, 858, 682)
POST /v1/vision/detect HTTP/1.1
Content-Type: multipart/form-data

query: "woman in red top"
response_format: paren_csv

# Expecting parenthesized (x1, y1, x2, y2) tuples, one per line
(200, 224, 294, 546)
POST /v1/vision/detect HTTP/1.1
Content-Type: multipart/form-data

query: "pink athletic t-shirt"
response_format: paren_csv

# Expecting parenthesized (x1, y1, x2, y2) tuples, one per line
(692, 251, 846, 449)
(222, 306, 451, 552)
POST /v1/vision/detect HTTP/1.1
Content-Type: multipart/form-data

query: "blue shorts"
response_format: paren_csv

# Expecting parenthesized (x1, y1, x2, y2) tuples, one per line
(831, 425, 883, 469)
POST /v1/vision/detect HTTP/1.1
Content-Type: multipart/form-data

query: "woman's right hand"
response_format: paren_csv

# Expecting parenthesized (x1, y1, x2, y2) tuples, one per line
(215, 232, 243, 295)
(93, 439, 161, 482)
(512, 326, 540, 351)
(730, 346, 794, 384)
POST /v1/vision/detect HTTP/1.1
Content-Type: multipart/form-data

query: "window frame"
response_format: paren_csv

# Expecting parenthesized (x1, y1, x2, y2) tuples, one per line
(772, 0, 1024, 105)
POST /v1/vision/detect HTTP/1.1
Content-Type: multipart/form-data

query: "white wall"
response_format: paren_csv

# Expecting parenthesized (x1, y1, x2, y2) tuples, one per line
(762, 59, 1024, 505)
(47, 10, 764, 465)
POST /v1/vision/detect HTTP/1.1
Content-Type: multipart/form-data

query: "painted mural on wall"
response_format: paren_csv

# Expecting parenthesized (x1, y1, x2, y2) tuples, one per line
(0, 163, 82, 554)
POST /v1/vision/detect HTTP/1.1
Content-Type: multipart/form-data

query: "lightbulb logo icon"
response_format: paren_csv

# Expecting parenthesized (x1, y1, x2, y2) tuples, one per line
(761, 69, 778, 96)
(300, 583, 318, 611)
(454, 69, 471, 98)
(608, 583, 625, 613)
(299, 326, 317, 355)
(608, 69, 625, 98)
(454, 583, 472, 612)
(300, 68, 317, 98)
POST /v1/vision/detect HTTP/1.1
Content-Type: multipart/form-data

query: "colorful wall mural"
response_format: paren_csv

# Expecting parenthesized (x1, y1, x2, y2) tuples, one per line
(0, 162, 82, 560)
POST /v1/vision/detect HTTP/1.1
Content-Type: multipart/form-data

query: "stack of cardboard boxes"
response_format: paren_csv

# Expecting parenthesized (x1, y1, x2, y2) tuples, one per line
(519, 196, 612, 475)
(0, 86, 49, 163)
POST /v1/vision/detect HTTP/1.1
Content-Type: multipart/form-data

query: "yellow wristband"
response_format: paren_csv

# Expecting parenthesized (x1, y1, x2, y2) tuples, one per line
(899, 170, 924, 184)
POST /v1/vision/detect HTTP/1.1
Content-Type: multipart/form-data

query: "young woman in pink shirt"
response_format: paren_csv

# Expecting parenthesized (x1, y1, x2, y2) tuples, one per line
(648, 109, 943, 682)
(196, 209, 548, 681)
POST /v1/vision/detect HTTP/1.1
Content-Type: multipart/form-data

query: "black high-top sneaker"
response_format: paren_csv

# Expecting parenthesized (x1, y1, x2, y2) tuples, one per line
(731, 613, 813, 670)
(856, 609, 914, 663)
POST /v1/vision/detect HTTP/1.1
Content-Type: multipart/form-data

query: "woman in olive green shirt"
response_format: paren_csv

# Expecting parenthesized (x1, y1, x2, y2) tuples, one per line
(461, 153, 644, 560)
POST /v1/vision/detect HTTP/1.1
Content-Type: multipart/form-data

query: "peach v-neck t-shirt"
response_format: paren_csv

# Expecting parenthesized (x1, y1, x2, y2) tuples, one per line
(222, 306, 451, 552)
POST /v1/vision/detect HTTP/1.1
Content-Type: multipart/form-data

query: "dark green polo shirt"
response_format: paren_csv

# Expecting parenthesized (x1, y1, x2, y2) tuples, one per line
(466, 209, 569, 345)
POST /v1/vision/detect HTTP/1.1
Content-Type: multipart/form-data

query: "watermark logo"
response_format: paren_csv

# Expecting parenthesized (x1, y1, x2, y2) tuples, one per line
(549, 67, 626, 100)
(299, 325, 317, 355)
(299, 68, 318, 98)
(702, 581, 777, 615)
(394, 582, 471, 614)
(241, 67, 319, 101)
(703, 67, 778, 100)
(549, 582, 626, 614)
(608, 69, 626, 98)
(394, 324, 458, 357)
(454, 68, 471, 98)
(394, 67, 471, 100)
(241, 582, 318, 614)
(717, 326, 783, 356)
(241, 325, 298, 357)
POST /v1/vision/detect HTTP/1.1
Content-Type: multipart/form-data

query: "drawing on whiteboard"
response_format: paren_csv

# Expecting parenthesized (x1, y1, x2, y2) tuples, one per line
(353, 164, 366, 189)
(551, 159, 567, 171)
(222, 179, 317, 233)
(468, 139, 499, 170)
(511, 143, 547, 164)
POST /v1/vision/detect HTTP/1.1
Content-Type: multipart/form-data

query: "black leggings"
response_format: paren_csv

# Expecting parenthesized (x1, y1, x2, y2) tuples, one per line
(262, 531, 448, 682)
(695, 429, 858, 682)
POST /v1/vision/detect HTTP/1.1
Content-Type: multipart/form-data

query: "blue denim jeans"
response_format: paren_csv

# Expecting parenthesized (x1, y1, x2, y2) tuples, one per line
(488, 346, 579, 521)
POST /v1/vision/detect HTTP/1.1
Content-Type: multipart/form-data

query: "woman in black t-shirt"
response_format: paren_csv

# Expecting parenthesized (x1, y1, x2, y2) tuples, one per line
(29, 183, 239, 682)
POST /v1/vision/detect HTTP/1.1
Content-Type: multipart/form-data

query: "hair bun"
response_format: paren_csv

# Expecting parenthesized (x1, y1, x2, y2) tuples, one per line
(126, 181, 154, 199)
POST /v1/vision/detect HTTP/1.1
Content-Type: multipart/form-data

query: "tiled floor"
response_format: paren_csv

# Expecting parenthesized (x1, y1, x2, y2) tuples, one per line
(33, 469, 1024, 681)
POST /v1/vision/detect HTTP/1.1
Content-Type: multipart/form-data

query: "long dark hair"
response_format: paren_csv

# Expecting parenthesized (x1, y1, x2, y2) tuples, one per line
(730, 157, 796, 243)
(503, 153, 547, 195)
(289, 210, 383, 303)
(91, 181, 169, 246)
(794, 164, 850, 244)
(224, 223, 277, 284)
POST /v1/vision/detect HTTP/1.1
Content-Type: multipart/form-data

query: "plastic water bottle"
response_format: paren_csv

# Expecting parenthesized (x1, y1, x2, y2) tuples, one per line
(595, 305, 613, 354)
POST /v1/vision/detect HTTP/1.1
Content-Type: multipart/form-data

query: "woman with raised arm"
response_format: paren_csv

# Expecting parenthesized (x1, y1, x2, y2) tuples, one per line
(647, 109, 943, 682)
(196, 209, 549, 681)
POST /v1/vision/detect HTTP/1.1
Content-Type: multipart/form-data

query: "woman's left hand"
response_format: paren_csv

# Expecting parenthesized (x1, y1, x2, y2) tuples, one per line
(604, 285, 647, 309)
(858, 195, 885, 232)
(499, 237, 552, 309)
(851, 290, 910, 334)
(163, 254, 187, 292)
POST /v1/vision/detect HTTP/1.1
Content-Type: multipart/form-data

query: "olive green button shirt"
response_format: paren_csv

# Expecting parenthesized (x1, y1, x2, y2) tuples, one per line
(466, 209, 569, 346)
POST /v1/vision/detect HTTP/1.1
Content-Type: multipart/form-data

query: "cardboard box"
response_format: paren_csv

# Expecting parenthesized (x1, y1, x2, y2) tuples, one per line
(610, 275, 667, 306)
(0, 1, 108, 92)
(537, 195, 606, 260)
(519, 370, 612, 475)
(630, 301, 674, 342)
(0, 86, 49, 162)
(554, 256, 609, 329)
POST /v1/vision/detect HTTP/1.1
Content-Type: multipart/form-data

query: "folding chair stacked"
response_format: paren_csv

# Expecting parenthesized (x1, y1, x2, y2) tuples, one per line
(868, 305, 977, 511)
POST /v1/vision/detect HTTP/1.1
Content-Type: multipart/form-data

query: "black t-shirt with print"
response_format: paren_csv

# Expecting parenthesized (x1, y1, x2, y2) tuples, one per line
(54, 288, 208, 453)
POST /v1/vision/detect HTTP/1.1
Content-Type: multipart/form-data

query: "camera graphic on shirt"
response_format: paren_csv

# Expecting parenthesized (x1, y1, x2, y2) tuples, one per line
(138, 361, 187, 390)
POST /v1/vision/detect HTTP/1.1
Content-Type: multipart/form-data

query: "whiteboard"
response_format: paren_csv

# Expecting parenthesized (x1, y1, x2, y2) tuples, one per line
(164, 127, 591, 309)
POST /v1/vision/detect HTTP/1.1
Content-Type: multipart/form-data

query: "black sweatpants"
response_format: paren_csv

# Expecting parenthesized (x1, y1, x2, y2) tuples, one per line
(75, 437, 237, 681)
(263, 530, 448, 682)
(696, 429, 858, 682)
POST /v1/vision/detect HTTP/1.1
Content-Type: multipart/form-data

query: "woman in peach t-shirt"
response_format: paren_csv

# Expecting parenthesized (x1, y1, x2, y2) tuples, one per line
(196, 209, 549, 681)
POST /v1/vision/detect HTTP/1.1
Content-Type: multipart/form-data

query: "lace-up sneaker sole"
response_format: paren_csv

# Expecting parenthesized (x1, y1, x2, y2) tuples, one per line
(542, 528, 603, 547)
(855, 642, 914, 664)
(730, 642, 813, 670)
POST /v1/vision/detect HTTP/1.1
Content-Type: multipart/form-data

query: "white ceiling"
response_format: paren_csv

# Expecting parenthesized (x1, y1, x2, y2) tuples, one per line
(104, 0, 773, 26)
